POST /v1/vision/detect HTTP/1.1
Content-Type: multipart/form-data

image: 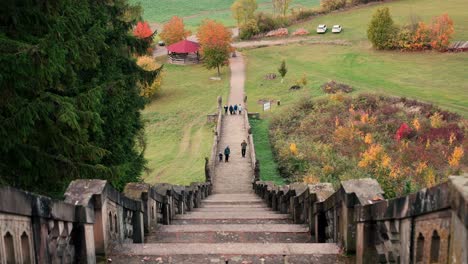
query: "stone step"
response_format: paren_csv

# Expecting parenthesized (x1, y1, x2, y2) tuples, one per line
(170, 218, 293, 225)
(112, 243, 343, 256)
(205, 194, 260, 199)
(174, 212, 289, 220)
(147, 224, 310, 244)
(194, 207, 272, 212)
(203, 197, 263, 202)
(156, 224, 309, 233)
(146, 231, 312, 243)
(201, 204, 268, 208)
(109, 254, 352, 264)
(202, 200, 264, 206)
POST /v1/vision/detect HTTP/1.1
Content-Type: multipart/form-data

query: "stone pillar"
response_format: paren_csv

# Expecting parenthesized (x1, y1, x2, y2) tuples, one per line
(132, 211, 145, 243)
(83, 224, 97, 263)
(162, 196, 171, 225)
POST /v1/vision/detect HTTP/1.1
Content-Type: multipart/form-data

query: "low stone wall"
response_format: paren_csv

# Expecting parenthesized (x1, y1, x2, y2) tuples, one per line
(253, 175, 468, 263)
(243, 97, 258, 180)
(355, 175, 467, 263)
(207, 96, 224, 183)
(0, 180, 212, 263)
(0, 186, 95, 263)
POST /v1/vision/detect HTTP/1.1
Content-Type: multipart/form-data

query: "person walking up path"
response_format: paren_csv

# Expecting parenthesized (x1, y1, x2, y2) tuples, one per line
(241, 140, 247, 158)
(224, 146, 230, 162)
(213, 53, 254, 194)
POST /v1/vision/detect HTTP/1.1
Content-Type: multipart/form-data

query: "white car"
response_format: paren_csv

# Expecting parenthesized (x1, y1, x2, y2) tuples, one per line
(316, 24, 327, 34)
(332, 25, 342, 33)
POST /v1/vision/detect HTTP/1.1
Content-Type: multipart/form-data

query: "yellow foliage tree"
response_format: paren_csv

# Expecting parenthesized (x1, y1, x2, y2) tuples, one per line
(448, 146, 464, 167)
(290, 143, 298, 155)
(430, 112, 444, 128)
(136, 56, 163, 98)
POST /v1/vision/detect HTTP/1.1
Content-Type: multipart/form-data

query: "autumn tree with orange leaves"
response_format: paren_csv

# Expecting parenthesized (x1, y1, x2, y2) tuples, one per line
(430, 13, 454, 51)
(133, 21, 155, 54)
(197, 20, 233, 77)
(159, 16, 191, 45)
(133, 21, 153, 39)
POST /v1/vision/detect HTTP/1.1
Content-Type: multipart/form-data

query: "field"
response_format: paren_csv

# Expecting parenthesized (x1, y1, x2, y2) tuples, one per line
(290, 0, 468, 42)
(130, 0, 320, 29)
(244, 44, 468, 116)
(142, 58, 229, 185)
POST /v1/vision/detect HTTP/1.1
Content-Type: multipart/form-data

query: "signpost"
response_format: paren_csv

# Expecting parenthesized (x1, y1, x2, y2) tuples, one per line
(263, 101, 271, 111)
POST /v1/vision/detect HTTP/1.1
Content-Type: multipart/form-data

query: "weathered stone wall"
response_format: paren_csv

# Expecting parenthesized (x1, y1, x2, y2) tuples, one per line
(0, 179, 212, 264)
(0, 186, 95, 264)
(253, 175, 468, 263)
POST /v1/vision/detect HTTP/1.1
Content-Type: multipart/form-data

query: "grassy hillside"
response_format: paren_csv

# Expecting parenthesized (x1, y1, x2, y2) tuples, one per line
(244, 44, 468, 116)
(142, 59, 229, 185)
(250, 119, 285, 184)
(131, 0, 320, 28)
(289, 0, 468, 42)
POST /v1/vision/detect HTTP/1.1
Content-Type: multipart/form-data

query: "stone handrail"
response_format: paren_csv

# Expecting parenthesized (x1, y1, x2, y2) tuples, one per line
(253, 175, 468, 263)
(0, 179, 212, 263)
(207, 96, 224, 183)
(242, 97, 258, 180)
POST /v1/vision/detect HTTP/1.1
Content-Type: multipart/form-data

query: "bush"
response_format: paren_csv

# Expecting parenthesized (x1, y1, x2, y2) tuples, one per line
(254, 12, 291, 33)
(137, 56, 163, 98)
(240, 19, 260, 40)
(270, 94, 467, 198)
(367, 7, 399, 49)
(290, 8, 322, 21)
(321, 0, 346, 12)
(396, 16, 452, 51)
(321, 80, 353, 94)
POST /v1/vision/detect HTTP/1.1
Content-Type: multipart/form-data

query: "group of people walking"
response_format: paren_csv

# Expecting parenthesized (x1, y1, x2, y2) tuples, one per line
(224, 104, 242, 115)
(219, 140, 248, 162)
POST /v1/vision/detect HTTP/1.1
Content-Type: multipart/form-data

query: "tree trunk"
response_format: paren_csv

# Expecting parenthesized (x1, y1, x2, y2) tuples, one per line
(217, 65, 220, 77)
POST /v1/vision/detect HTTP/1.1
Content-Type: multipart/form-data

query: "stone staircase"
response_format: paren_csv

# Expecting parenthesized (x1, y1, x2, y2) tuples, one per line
(109, 193, 350, 263)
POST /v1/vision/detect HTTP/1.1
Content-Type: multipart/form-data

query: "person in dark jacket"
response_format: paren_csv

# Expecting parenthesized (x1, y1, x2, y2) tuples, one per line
(229, 105, 234, 115)
(224, 146, 231, 162)
(233, 104, 238, 114)
(241, 140, 247, 158)
(224, 105, 228, 114)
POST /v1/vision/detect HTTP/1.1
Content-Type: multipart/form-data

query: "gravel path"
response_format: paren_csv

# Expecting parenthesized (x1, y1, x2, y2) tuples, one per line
(213, 54, 254, 194)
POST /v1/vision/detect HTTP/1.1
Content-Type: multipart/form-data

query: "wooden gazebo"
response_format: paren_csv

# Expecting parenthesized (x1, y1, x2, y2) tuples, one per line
(167, 40, 200, 64)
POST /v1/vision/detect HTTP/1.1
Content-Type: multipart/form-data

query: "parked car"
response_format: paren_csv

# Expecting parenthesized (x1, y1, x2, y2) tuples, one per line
(158, 40, 165, 46)
(316, 24, 327, 34)
(332, 25, 342, 33)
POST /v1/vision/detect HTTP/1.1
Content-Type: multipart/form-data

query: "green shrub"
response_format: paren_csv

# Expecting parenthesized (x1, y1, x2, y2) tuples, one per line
(290, 8, 322, 21)
(254, 12, 291, 33)
(321, 0, 346, 12)
(367, 7, 399, 49)
(240, 19, 260, 40)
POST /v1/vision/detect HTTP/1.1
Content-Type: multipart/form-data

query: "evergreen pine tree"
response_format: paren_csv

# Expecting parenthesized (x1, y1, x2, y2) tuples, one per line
(278, 60, 288, 83)
(0, 0, 160, 196)
(367, 7, 398, 49)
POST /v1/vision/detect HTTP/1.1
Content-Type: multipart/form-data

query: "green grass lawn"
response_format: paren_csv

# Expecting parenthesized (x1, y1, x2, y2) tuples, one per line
(131, 0, 320, 29)
(142, 58, 229, 185)
(289, 0, 468, 42)
(250, 118, 285, 184)
(244, 44, 468, 116)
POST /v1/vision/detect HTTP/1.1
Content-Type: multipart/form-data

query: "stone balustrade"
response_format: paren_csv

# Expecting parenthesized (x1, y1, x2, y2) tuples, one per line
(0, 180, 212, 263)
(253, 175, 468, 263)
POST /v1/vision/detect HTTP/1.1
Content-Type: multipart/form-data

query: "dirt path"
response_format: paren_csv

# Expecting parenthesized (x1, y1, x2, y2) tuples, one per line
(213, 54, 254, 194)
(232, 37, 350, 49)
